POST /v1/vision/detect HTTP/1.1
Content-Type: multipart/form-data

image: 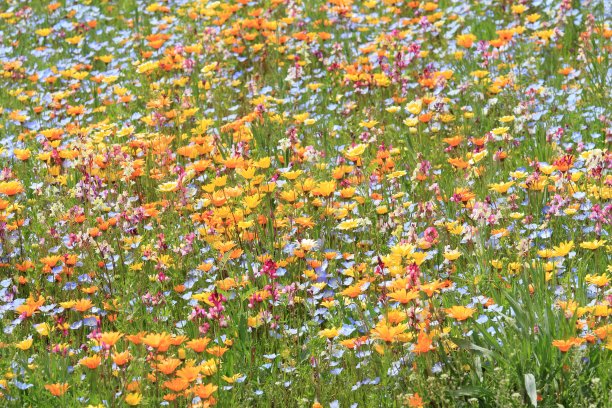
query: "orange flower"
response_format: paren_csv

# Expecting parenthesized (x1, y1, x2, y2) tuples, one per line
(420, 280, 445, 297)
(15, 295, 45, 317)
(126, 332, 146, 345)
(471, 136, 487, 146)
(552, 339, 574, 352)
(176, 365, 200, 382)
(9, 254, 27, 267)
(186, 338, 210, 353)
(553, 155, 574, 173)
(13, 149, 31, 161)
(594, 325, 611, 340)
(206, 345, 229, 357)
(156, 358, 182, 375)
(445, 306, 476, 321)
(47, 2, 61, 12)
(408, 393, 424, 408)
(170, 335, 188, 346)
(163, 393, 178, 402)
(412, 331, 436, 354)
(80, 355, 102, 369)
(0, 198, 11, 210)
(41, 255, 62, 268)
(457, 33, 477, 48)
(163, 377, 189, 392)
(99, 331, 123, 347)
(388, 289, 419, 304)
(142, 332, 173, 352)
(447, 157, 469, 169)
(371, 322, 408, 343)
(339, 336, 369, 349)
(73, 298, 93, 312)
(192, 383, 218, 399)
(126, 381, 141, 392)
(418, 112, 433, 123)
(489, 39, 506, 48)
(341, 284, 362, 298)
(112, 351, 131, 366)
(552, 338, 583, 352)
(442, 135, 463, 147)
(66, 105, 85, 115)
(0, 181, 25, 196)
(45, 383, 70, 397)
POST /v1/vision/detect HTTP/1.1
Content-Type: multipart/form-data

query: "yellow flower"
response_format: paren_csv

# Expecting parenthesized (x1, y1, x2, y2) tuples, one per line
(35, 28, 53, 37)
(403, 117, 419, 127)
(158, 181, 178, 193)
(489, 181, 514, 194)
(253, 157, 271, 168)
(293, 112, 310, 123)
(491, 260, 503, 269)
(552, 241, 574, 257)
(98, 55, 114, 63)
(344, 143, 368, 159)
(510, 171, 528, 179)
(580, 240, 606, 250)
(318, 328, 340, 339)
(244, 194, 263, 209)
(15, 338, 33, 350)
(527, 13, 541, 23)
(359, 120, 378, 129)
(65, 35, 83, 45)
(200, 359, 218, 376)
(125, 392, 143, 406)
(337, 219, 359, 230)
(313, 181, 336, 197)
(491, 127, 509, 135)
(376, 206, 388, 215)
(282, 170, 303, 180)
(222, 373, 243, 384)
(471, 150, 488, 163)
(406, 100, 422, 115)
(443, 249, 461, 261)
(34, 322, 51, 336)
(585, 274, 609, 287)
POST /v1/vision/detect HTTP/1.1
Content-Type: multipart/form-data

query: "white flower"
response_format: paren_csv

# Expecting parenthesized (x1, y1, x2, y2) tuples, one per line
(277, 138, 291, 151)
(299, 239, 319, 251)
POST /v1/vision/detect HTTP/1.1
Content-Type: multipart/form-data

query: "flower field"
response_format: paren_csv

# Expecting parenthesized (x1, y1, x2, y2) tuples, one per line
(0, 0, 610, 406)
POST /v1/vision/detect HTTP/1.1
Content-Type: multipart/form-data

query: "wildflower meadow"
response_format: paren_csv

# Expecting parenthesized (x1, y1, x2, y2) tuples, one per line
(0, 0, 610, 407)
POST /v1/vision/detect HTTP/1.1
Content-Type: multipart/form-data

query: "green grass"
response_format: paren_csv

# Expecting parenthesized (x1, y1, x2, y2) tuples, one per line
(0, 0, 610, 407)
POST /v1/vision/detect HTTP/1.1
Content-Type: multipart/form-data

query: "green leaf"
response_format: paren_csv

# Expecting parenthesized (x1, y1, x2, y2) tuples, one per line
(525, 373, 537, 407)
(450, 337, 499, 359)
(449, 386, 487, 397)
(474, 356, 483, 382)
